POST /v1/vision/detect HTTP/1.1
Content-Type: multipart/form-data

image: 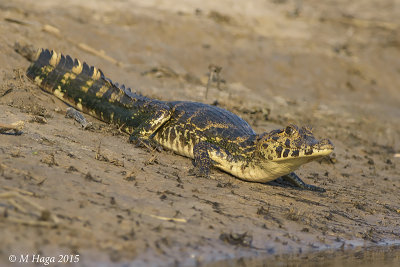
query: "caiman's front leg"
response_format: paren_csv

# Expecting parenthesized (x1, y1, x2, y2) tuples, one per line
(280, 172, 326, 192)
(191, 142, 218, 177)
(129, 104, 172, 150)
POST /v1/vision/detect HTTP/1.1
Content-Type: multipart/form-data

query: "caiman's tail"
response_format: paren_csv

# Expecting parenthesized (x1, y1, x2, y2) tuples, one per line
(26, 49, 149, 129)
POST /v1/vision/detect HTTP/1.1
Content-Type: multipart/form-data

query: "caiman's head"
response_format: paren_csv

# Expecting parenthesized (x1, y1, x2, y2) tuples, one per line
(256, 124, 334, 170)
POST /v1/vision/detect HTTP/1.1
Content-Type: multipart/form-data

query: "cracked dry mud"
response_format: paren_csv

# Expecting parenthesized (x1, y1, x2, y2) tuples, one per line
(1, 0, 400, 266)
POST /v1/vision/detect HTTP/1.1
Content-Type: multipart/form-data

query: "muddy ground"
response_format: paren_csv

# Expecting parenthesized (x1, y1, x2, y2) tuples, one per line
(1, 0, 400, 266)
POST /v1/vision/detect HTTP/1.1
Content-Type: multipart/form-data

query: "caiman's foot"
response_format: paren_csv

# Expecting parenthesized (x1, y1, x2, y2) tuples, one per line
(189, 165, 211, 178)
(190, 142, 214, 178)
(279, 172, 326, 192)
(129, 135, 162, 152)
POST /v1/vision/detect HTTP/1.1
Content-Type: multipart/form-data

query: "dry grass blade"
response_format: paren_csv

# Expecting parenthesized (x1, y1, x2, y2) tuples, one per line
(0, 191, 59, 224)
(130, 208, 187, 223)
(78, 43, 122, 66)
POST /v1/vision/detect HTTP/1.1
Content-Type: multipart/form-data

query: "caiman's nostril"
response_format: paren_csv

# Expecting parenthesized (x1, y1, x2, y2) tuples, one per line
(319, 139, 334, 149)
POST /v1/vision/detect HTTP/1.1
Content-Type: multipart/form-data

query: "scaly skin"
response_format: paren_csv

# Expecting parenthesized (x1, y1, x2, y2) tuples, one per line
(26, 49, 334, 192)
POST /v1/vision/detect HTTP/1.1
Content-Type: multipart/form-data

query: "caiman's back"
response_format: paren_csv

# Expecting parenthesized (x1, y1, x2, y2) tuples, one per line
(26, 49, 258, 159)
(154, 101, 257, 158)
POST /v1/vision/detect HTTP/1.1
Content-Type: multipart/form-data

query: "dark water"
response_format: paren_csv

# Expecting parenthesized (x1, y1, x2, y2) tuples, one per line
(207, 244, 400, 267)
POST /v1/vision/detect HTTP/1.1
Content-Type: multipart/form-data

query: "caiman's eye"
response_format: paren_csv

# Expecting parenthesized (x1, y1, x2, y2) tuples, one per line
(285, 126, 294, 135)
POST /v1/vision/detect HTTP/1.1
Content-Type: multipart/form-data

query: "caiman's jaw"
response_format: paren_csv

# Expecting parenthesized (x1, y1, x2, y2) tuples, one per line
(272, 138, 334, 163)
(244, 124, 334, 181)
(257, 124, 334, 164)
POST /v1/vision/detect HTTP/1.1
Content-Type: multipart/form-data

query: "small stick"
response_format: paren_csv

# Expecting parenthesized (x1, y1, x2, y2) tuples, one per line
(0, 192, 42, 211)
(148, 214, 187, 223)
(77, 43, 122, 66)
(4, 17, 30, 25)
(130, 208, 187, 223)
(0, 163, 41, 181)
(42, 24, 61, 37)
(1, 186, 34, 196)
(205, 64, 222, 99)
(0, 192, 59, 223)
(3, 217, 57, 227)
(7, 199, 27, 213)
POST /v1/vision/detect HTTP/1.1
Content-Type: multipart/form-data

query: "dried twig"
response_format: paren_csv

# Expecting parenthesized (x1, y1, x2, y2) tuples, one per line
(42, 24, 61, 37)
(0, 191, 59, 224)
(3, 217, 57, 227)
(0, 163, 41, 181)
(205, 64, 222, 99)
(78, 43, 122, 66)
(4, 17, 30, 25)
(148, 214, 187, 223)
(1, 186, 34, 196)
(130, 208, 187, 223)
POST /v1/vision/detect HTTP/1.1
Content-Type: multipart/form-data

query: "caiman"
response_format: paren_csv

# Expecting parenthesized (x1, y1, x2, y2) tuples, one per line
(26, 49, 334, 192)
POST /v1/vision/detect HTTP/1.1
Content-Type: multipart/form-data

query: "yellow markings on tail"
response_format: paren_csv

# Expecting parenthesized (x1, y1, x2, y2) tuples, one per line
(76, 98, 83, 111)
(49, 51, 61, 67)
(91, 67, 101, 80)
(88, 109, 97, 117)
(53, 86, 65, 99)
(33, 49, 43, 62)
(71, 59, 83, 75)
(109, 92, 118, 102)
(34, 75, 43, 85)
(109, 89, 124, 103)
(81, 79, 94, 93)
(60, 72, 76, 85)
(38, 65, 54, 79)
(96, 85, 109, 98)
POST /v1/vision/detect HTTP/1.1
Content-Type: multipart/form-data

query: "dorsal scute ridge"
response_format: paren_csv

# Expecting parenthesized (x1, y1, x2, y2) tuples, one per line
(30, 48, 147, 101)
(103, 76, 141, 98)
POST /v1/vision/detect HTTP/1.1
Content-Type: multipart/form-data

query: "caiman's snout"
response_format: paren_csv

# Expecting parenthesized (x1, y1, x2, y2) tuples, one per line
(316, 138, 334, 151)
(299, 125, 334, 153)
